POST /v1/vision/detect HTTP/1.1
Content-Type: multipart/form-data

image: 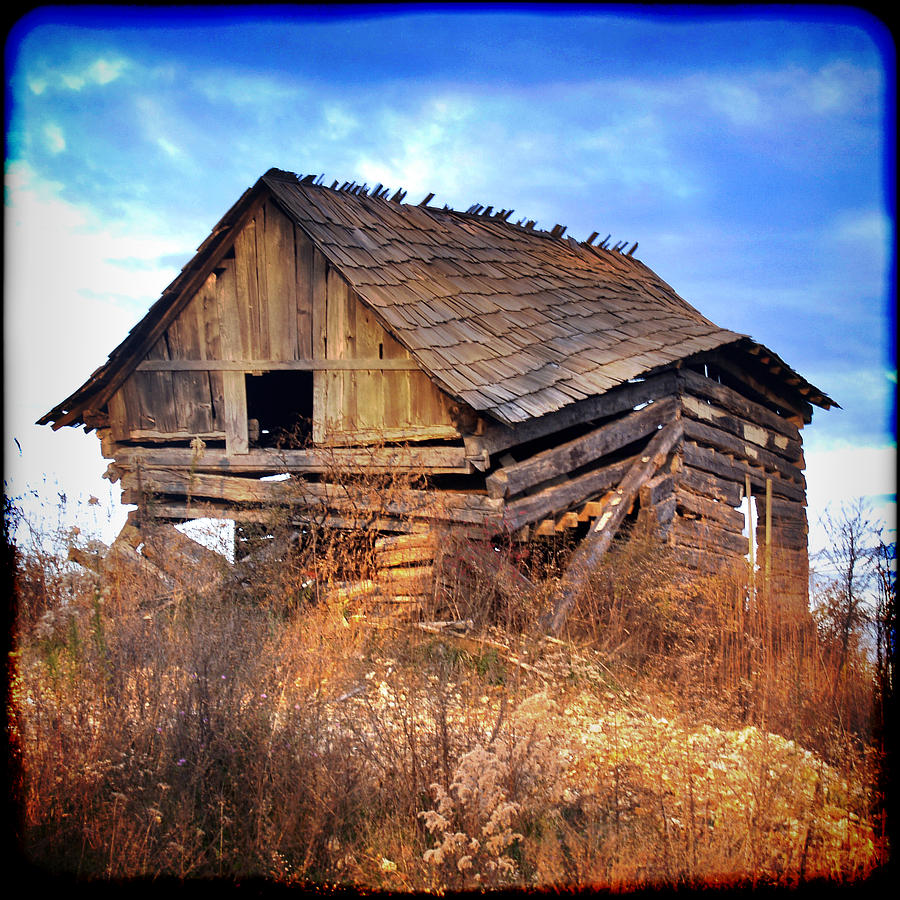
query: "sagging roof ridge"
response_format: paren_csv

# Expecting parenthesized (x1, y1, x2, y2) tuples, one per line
(261, 168, 641, 259)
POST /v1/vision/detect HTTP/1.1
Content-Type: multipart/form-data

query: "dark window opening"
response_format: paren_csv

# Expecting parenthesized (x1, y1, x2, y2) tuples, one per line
(245, 371, 313, 448)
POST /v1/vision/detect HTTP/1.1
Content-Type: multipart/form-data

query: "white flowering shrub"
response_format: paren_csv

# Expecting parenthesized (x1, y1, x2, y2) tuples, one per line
(418, 692, 564, 889)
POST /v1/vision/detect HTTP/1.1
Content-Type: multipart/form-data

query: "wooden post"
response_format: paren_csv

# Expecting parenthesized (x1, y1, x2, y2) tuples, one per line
(745, 474, 755, 596)
(222, 371, 249, 455)
(765, 477, 772, 590)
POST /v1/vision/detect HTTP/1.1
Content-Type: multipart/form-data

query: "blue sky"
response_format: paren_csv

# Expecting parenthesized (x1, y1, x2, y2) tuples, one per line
(3, 4, 896, 553)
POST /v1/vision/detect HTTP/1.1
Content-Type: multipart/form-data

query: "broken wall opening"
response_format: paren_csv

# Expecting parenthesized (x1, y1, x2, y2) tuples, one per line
(246, 371, 313, 447)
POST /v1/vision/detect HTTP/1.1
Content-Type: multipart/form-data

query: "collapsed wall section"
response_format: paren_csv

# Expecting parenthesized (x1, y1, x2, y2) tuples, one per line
(105, 359, 811, 613)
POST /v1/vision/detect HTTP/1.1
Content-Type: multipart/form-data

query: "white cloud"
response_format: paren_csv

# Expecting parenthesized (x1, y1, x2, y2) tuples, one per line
(3, 163, 192, 434)
(576, 111, 699, 200)
(832, 208, 893, 247)
(43, 121, 65, 154)
(29, 56, 128, 94)
(192, 69, 303, 107)
(702, 80, 765, 127)
(322, 103, 358, 141)
(354, 94, 484, 199)
(156, 136, 185, 160)
(3, 164, 196, 545)
(805, 443, 897, 554)
(86, 57, 127, 86)
(803, 59, 880, 114)
(672, 59, 880, 132)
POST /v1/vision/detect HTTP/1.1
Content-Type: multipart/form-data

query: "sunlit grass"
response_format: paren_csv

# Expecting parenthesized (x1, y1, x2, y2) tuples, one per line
(6, 494, 891, 888)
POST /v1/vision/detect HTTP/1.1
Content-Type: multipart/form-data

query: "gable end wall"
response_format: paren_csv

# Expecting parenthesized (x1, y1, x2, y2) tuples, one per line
(106, 199, 461, 448)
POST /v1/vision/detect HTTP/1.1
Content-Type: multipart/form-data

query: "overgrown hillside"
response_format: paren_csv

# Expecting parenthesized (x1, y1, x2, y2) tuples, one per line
(7, 498, 894, 890)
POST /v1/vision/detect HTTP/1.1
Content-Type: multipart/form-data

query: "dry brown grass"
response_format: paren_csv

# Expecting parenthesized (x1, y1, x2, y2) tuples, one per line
(6, 493, 891, 889)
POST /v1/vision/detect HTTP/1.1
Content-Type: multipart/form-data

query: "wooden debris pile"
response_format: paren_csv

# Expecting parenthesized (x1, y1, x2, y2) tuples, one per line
(68, 521, 231, 611)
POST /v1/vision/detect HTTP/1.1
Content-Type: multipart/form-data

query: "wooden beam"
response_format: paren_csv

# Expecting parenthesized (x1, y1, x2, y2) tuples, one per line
(136, 358, 422, 372)
(222, 371, 249, 455)
(500, 455, 635, 532)
(123, 468, 505, 527)
(673, 545, 747, 576)
(308, 424, 461, 446)
(544, 417, 684, 635)
(706, 354, 813, 424)
(681, 441, 805, 502)
(638, 471, 674, 508)
(670, 514, 750, 557)
(108, 443, 471, 474)
(677, 368, 801, 442)
(487, 395, 679, 499)
(464, 371, 680, 459)
(681, 417, 806, 484)
(680, 392, 803, 461)
(119, 429, 227, 443)
(125, 499, 441, 535)
(673, 486, 745, 531)
(676, 463, 744, 506)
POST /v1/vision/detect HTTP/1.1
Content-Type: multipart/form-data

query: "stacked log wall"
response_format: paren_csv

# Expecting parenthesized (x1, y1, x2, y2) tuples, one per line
(673, 366, 809, 606)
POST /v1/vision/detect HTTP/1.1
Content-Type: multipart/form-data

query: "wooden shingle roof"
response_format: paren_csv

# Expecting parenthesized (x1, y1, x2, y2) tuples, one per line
(39, 168, 835, 430)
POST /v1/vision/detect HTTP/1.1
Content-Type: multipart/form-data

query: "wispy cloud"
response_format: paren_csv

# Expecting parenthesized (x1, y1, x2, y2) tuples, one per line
(42, 121, 65, 153)
(191, 68, 305, 108)
(27, 55, 129, 94)
(688, 60, 881, 129)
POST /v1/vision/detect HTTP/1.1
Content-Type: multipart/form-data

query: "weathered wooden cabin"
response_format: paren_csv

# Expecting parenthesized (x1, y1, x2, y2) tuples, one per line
(40, 168, 834, 620)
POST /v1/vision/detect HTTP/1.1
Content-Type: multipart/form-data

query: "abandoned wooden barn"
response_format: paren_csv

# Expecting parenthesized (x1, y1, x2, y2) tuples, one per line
(40, 168, 835, 621)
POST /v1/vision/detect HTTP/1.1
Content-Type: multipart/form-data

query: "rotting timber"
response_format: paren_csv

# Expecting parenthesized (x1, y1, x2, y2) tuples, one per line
(40, 170, 833, 630)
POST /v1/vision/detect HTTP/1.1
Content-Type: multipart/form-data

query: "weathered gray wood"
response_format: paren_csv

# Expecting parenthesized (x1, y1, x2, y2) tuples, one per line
(671, 514, 750, 557)
(487, 395, 679, 499)
(752, 492, 809, 521)
(682, 416, 806, 484)
(311, 244, 329, 444)
(222, 371, 249, 455)
(545, 417, 684, 635)
(674, 545, 748, 575)
(636, 495, 677, 537)
(675, 462, 744, 506)
(681, 441, 805, 502)
(673, 486, 746, 531)
(677, 368, 801, 443)
(136, 358, 422, 371)
(108, 443, 471, 474)
(638, 471, 674, 508)
(124, 468, 504, 527)
(118, 429, 227, 443)
(465, 371, 680, 460)
(707, 354, 813, 424)
(501, 455, 635, 532)
(680, 392, 803, 462)
(132, 499, 447, 535)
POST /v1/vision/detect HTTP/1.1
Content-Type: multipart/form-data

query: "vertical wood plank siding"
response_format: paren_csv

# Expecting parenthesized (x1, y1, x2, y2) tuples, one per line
(108, 199, 458, 446)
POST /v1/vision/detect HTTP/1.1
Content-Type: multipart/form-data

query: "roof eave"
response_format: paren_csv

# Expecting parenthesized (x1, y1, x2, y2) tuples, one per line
(37, 177, 276, 430)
